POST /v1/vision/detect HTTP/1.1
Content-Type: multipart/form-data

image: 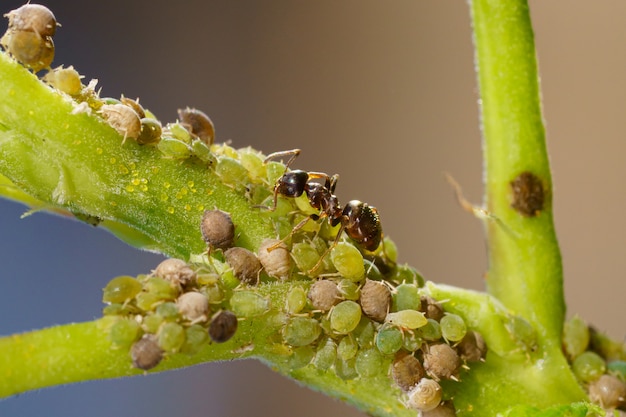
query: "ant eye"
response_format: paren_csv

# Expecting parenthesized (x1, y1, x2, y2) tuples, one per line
(406, 378, 442, 412)
(331, 242, 365, 282)
(419, 319, 443, 342)
(440, 313, 467, 343)
(282, 317, 322, 347)
(386, 310, 427, 330)
(102, 276, 142, 304)
(337, 336, 358, 361)
(572, 351, 606, 383)
(354, 348, 384, 378)
(229, 290, 270, 318)
(392, 353, 425, 392)
(208, 310, 238, 343)
(313, 338, 337, 371)
(157, 322, 186, 353)
(285, 287, 307, 314)
(375, 325, 403, 355)
(307, 279, 340, 312)
(131, 335, 163, 371)
(423, 343, 461, 381)
(330, 300, 362, 334)
(394, 283, 421, 311)
(109, 318, 141, 349)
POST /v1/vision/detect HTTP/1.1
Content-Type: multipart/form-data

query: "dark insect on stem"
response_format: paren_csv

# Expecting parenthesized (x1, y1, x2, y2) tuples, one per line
(510, 171, 544, 217)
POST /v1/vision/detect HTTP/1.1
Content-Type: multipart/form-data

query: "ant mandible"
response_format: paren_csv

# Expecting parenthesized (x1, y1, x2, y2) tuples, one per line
(260, 149, 383, 272)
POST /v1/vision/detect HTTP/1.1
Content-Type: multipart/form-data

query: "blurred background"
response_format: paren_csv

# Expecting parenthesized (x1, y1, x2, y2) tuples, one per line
(0, 1, 624, 416)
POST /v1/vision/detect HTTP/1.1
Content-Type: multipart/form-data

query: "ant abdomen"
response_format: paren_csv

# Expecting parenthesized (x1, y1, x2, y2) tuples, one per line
(342, 200, 382, 252)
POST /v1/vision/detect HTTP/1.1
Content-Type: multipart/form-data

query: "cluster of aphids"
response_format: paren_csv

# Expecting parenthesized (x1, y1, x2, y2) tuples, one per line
(562, 316, 626, 412)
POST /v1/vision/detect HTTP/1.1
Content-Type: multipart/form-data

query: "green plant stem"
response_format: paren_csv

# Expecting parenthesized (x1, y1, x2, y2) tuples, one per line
(472, 0, 563, 349)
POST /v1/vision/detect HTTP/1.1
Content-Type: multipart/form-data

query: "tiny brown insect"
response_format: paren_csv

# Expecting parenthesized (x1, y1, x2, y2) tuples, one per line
(153, 258, 196, 288)
(420, 296, 445, 322)
(224, 247, 262, 285)
(177, 292, 210, 324)
(456, 330, 487, 362)
(407, 378, 442, 412)
(423, 343, 461, 381)
(359, 279, 391, 323)
(209, 310, 238, 343)
(1, 30, 54, 72)
(510, 171, 544, 217)
(391, 352, 426, 392)
(200, 209, 235, 251)
(120, 96, 146, 119)
(5, 4, 58, 37)
(100, 104, 141, 141)
(307, 279, 340, 312)
(587, 374, 626, 409)
(258, 238, 291, 281)
(131, 335, 163, 371)
(178, 107, 215, 145)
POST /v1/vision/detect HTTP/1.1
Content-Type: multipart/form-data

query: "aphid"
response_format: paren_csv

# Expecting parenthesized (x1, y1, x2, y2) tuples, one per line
(157, 137, 191, 159)
(335, 356, 358, 380)
(394, 283, 421, 311)
(208, 310, 238, 343)
(224, 247, 262, 285)
(203, 283, 225, 305)
(337, 336, 359, 361)
(141, 313, 164, 334)
(360, 279, 391, 323)
(190, 139, 216, 165)
(355, 348, 385, 378)
(572, 351, 606, 383)
(176, 292, 209, 324)
(353, 317, 376, 348)
(330, 300, 362, 334)
(136, 118, 162, 145)
(406, 378, 443, 412)
(282, 316, 322, 347)
(440, 313, 467, 343)
(100, 104, 141, 141)
(456, 330, 487, 362)
(215, 156, 250, 189)
(423, 343, 461, 381)
(1, 30, 54, 72)
(239, 149, 267, 184)
(375, 325, 403, 355)
(386, 310, 427, 330)
(229, 290, 270, 318)
(143, 276, 180, 301)
(313, 338, 337, 371)
(285, 286, 307, 314)
(562, 315, 590, 360)
(120, 96, 146, 119)
(178, 107, 215, 145)
(130, 335, 163, 371)
(200, 209, 235, 251)
(290, 346, 315, 370)
(588, 374, 626, 409)
(330, 242, 365, 282)
(42, 65, 82, 96)
(308, 279, 340, 312)
(420, 296, 444, 322)
(291, 242, 323, 275)
(4, 4, 58, 37)
(607, 360, 626, 381)
(157, 322, 186, 353)
(392, 353, 426, 392)
(134, 292, 162, 312)
(182, 324, 209, 354)
(102, 275, 142, 304)
(109, 318, 141, 348)
(153, 258, 196, 288)
(337, 279, 360, 301)
(402, 331, 424, 353)
(419, 319, 443, 341)
(510, 171, 544, 217)
(155, 302, 180, 321)
(258, 238, 291, 281)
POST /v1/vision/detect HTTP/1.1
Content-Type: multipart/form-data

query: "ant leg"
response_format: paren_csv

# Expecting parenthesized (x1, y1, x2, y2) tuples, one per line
(307, 223, 345, 275)
(263, 149, 301, 168)
(252, 185, 280, 211)
(328, 174, 339, 194)
(267, 214, 314, 252)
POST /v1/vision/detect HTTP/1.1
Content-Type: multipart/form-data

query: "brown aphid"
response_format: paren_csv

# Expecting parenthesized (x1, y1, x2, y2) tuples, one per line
(510, 171, 544, 217)
(224, 247, 262, 285)
(407, 378, 442, 412)
(120, 96, 146, 119)
(177, 292, 209, 324)
(209, 310, 238, 343)
(419, 402, 457, 417)
(1, 30, 54, 72)
(100, 104, 141, 140)
(360, 279, 391, 323)
(420, 296, 444, 322)
(588, 374, 626, 409)
(5, 4, 58, 37)
(258, 238, 291, 281)
(423, 343, 461, 381)
(392, 352, 426, 392)
(308, 279, 340, 312)
(456, 330, 487, 362)
(178, 107, 215, 145)
(131, 335, 163, 371)
(201, 209, 235, 251)
(153, 258, 196, 288)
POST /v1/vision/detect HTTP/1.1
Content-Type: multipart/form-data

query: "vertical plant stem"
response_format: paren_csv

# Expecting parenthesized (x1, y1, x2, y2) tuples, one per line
(472, 0, 564, 348)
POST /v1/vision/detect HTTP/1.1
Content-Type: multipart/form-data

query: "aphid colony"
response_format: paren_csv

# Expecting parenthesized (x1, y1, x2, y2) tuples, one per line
(561, 315, 626, 412)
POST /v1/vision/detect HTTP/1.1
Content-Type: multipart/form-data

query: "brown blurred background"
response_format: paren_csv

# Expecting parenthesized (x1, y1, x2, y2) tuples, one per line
(0, 1, 624, 416)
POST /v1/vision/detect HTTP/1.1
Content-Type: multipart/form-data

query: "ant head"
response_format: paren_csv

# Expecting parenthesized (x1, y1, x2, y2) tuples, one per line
(276, 170, 309, 198)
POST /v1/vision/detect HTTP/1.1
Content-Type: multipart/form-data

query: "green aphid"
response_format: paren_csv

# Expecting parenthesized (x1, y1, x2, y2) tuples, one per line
(215, 156, 249, 188)
(440, 313, 467, 342)
(135, 292, 162, 312)
(331, 242, 365, 282)
(380, 236, 398, 263)
(155, 302, 180, 321)
(337, 279, 360, 301)
(102, 275, 142, 304)
(292, 242, 321, 275)
(419, 319, 442, 341)
(562, 315, 590, 360)
(191, 139, 216, 165)
(142, 314, 164, 334)
(330, 301, 362, 334)
(313, 338, 337, 371)
(283, 317, 321, 347)
(239, 149, 267, 184)
(375, 325, 403, 355)
(289, 346, 315, 370)
(109, 318, 141, 348)
(386, 310, 427, 330)
(265, 161, 288, 186)
(337, 336, 359, 361)
(391, 264, 424, 287)
(285, 287, 307, 314)
(607, 360, 626, 381)
(157, 137, 191, 159)
(136, 118, 162, 145)
(230, 291, 270, 318)
(335, 357, 358, 380)
(505, 315, 537, 352)
(394, 283, 421, 311)
(353, 317, 376, 348)
(43, 65, 82, 96)
(102, 303, 136, 316)
(363, 259, 383, 281)
(402, 331, 423, 352)
(572, 351, 606, 382)
(203, 284, 225, 305)
(181, 324, 208, 354)
(167, 122, 192, 144)
(143, 276, 179, 301)
(355, 348, 385, 378)
(158, 322, 186, 353)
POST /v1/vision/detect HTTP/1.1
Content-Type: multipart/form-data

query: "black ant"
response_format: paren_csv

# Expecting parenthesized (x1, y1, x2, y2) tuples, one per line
(260, 149, 384, 272)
